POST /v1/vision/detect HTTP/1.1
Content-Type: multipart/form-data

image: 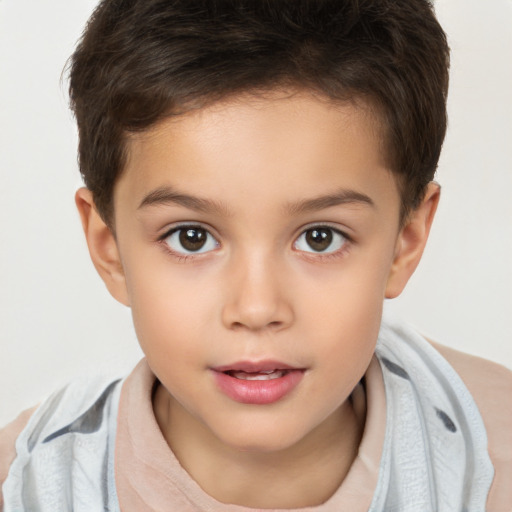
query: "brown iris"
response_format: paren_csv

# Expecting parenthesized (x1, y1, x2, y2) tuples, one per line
(305, 228, 333, 252)
(179, 228, 208, 251)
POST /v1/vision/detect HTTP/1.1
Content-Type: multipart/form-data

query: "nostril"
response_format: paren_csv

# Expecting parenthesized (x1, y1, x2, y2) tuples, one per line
(230, 321, 245, 331)
(229, 320, 282, 332)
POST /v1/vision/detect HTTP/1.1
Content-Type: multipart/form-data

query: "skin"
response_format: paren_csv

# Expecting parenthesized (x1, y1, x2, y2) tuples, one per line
(76, 90, 439, 508)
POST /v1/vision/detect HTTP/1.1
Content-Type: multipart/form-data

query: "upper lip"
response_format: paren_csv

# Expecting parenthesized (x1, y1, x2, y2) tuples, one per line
(211, 360, 302, 373)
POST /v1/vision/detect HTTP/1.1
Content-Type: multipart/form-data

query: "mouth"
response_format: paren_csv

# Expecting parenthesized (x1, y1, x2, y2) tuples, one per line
(211, 361, 305, 405)
(224, 369, 290, 381)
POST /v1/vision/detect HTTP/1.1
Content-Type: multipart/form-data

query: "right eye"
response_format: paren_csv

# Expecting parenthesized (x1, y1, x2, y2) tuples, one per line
(163, 226, 219, 254)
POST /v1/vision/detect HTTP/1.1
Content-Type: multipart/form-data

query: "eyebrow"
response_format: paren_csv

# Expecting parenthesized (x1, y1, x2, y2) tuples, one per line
(138, 185, 374, 215)
(138, 186, 230, 215)
(286, 189, 375, 214)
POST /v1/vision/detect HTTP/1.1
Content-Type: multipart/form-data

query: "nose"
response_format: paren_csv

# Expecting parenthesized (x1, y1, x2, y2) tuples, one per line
(221, 251, 294, 332)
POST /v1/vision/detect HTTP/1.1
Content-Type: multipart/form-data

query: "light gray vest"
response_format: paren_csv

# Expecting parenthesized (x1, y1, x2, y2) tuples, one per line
(2, 374, 122, 512)
(2, 317, 494, 511)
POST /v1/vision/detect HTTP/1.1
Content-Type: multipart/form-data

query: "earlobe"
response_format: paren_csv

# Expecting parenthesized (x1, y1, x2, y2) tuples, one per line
(385, 182, 440, 299)
(75, 188, 130, 306)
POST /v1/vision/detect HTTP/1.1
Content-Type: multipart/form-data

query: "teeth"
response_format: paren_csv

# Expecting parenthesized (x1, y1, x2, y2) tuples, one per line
(229, 370, 287, 381)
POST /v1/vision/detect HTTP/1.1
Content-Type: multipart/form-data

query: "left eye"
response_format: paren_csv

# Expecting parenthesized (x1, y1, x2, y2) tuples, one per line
(294, 227, 347, 253)
(163, 226, 219, 254)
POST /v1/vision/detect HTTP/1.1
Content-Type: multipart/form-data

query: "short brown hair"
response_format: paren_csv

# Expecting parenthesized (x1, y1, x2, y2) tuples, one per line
(68, 0, 449, 226)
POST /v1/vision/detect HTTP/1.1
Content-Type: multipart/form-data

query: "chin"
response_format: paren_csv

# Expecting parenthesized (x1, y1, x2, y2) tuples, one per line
(211, 416, 312, 454)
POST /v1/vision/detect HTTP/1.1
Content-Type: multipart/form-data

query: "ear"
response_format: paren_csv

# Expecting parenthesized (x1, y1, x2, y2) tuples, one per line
(75, 188, 130, 306)
(385, 182, 440, 299)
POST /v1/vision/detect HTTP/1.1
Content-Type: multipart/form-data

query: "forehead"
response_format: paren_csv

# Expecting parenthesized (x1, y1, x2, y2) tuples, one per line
(114, 90, 399, 219)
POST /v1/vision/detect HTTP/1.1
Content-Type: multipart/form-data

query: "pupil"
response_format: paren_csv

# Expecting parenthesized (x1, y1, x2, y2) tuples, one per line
(306, 228, 332, 251)
(179, 228, 207, 251)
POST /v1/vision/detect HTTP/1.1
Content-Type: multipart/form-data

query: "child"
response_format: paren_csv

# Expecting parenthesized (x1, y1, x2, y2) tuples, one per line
(1, 0, 511, 510)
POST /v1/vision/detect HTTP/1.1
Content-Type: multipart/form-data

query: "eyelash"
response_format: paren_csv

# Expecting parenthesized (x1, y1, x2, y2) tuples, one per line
(158, 223, 219, 261)
(293, 224, 352, 261)
(157, 223, 352, 262)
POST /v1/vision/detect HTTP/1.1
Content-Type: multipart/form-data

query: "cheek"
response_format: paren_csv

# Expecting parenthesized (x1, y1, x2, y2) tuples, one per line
(128, 280, 214, 406)
(124, 259, 217, 362)
(298, 249, 389, 325)
(296, 255, 390, 377)
(310, 295, 381, 374)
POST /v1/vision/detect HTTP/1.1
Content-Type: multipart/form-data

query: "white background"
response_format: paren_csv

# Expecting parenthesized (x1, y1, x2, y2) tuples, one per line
(1, 0, 511, 426)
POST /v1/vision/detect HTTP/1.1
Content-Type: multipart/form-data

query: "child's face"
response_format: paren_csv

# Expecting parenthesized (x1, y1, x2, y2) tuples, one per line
(85, 91, 427, 453)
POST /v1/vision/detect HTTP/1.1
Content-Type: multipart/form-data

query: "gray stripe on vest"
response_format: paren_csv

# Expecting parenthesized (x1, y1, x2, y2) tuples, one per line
(22, 456, 43, 511)
(43, 380, 121, 444)
(381, 356, 411, 380)
(27, 387, 67, 452)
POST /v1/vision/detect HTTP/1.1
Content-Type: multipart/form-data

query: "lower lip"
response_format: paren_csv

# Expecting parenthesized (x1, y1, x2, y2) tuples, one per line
(212, 370, 304, 405)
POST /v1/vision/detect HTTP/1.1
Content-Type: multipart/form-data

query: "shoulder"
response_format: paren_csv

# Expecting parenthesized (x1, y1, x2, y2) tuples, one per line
(431, 341, 512, 510)
(0, 406, 38, 510)
(0, 373, 124, 511)
(433, 341, 512, 387)
(431, 341, 512, 427)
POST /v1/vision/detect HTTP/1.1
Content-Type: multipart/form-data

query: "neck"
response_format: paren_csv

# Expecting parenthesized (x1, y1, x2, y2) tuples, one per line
(153, 384, 365, 508)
